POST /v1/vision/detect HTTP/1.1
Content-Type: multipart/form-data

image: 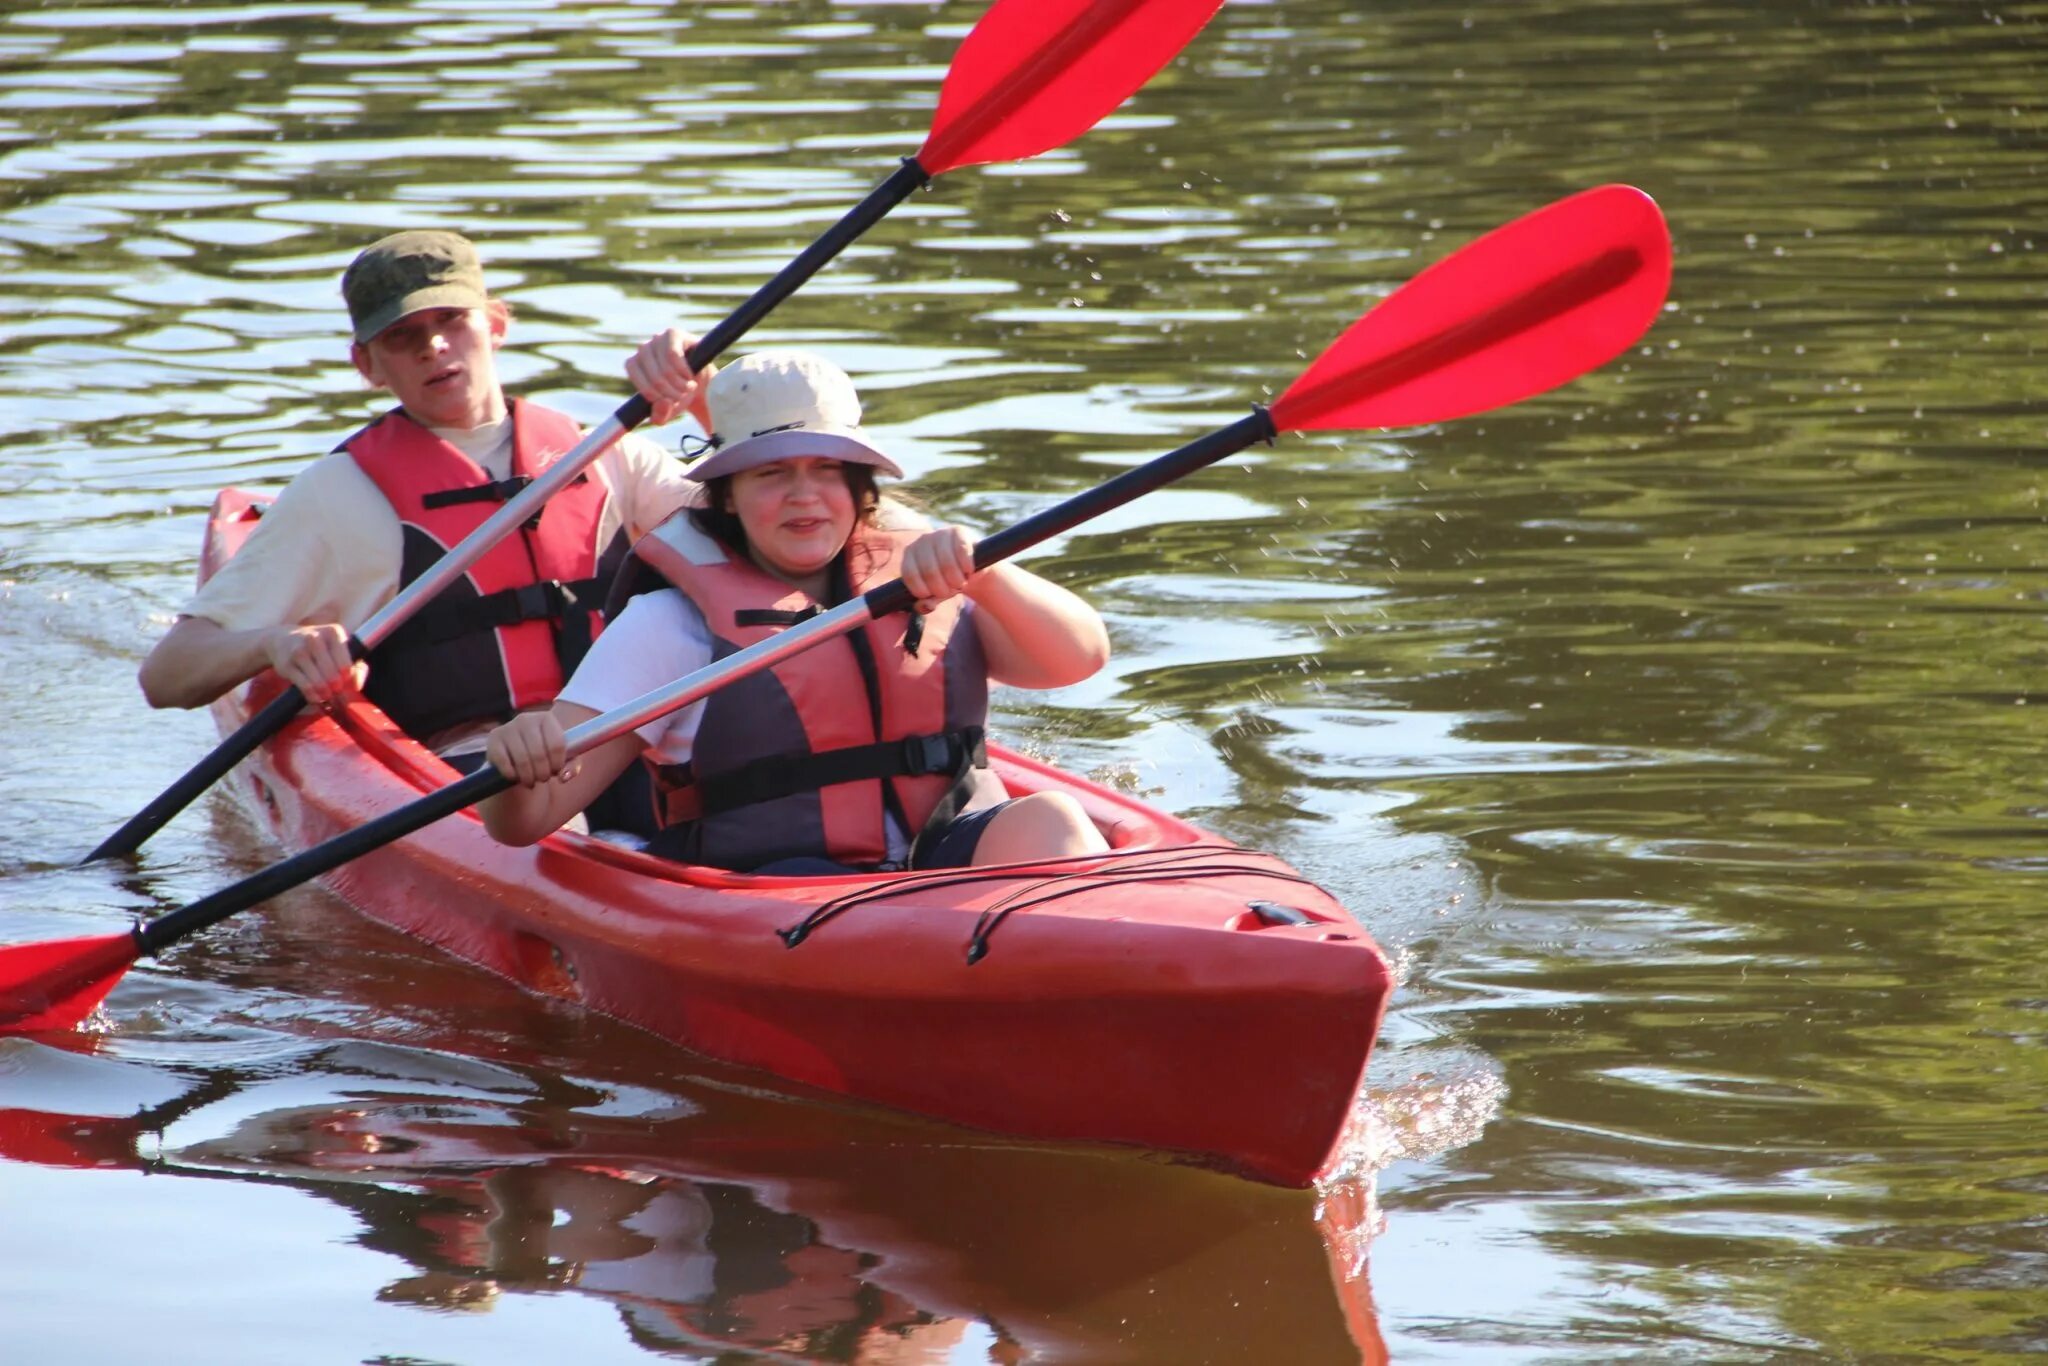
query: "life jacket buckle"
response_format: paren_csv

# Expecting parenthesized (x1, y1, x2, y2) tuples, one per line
(900, 733, 953, 775)
(512, 582, 556, 622)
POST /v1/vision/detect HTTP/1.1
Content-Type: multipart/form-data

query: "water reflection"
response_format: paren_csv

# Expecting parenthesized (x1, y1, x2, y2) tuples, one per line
(8, 0, 2048, 1358)
(4, 1030, 1386, 1364)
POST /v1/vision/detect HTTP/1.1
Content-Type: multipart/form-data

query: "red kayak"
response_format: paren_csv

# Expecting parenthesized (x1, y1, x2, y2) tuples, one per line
(197, 487, 1393, 1185)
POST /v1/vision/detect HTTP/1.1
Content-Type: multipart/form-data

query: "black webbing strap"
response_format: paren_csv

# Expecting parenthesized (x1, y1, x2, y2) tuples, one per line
(421, 471, 588, 528)
(673, 726, 987, 821)
(382, 575, 607, 652)
(735, 605, 821, 628)
(421, 475, 535, 508)
(903, 720, 988, 870)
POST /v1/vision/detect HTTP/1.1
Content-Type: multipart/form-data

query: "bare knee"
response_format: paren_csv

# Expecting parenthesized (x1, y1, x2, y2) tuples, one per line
(972, 791, 1109, 865)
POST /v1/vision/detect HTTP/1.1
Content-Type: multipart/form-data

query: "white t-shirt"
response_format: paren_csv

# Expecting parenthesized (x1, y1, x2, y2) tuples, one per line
(557, 588, 713, 764)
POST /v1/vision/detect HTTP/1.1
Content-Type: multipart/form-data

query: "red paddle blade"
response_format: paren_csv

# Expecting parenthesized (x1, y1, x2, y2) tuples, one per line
(1270, 185, 1672, 433)
(0, 932, 138, 1033)
(919, 0, 1225, 175)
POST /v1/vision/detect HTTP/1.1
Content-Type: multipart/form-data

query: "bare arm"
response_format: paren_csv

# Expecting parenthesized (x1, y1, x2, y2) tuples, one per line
(138, 615, 361, 710)
(962, 563, 1112, 688)
(478, 701, 646, 846)
(898, 529, 1110, 690)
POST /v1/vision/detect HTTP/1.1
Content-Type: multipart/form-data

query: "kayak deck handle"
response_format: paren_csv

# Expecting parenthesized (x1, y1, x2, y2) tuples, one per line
(1245, 900, 1315, 927)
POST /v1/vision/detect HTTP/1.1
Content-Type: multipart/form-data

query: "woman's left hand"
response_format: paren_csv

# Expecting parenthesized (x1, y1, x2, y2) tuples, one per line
(899, 526, 981, 613)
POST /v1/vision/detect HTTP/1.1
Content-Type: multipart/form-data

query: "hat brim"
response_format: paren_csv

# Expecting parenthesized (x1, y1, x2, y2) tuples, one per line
(353, 283, 491, 344)
(683, 426, 904, 482)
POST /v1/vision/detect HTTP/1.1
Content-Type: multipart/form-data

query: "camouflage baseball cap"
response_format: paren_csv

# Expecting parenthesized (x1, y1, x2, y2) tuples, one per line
(341, 230, 489, 343)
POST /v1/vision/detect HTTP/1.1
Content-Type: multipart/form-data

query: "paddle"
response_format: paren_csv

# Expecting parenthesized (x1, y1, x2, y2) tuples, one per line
(8, 184, 1673, 1033)
(81, 0, 1228, 866)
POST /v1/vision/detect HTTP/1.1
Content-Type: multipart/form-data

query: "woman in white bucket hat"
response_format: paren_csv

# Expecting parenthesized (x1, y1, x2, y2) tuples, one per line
(480, 341, 1111, 875)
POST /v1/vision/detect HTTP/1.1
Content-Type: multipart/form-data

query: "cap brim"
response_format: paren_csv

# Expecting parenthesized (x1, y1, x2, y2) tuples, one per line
(683, 426, 904, 481)
(353, 283, 491, 344)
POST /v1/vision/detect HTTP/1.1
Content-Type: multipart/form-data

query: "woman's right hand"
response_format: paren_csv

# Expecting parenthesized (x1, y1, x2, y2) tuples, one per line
(626, 328, 713, 426)
(899, 524, 981, 613)
(262, 623, 360, 708)
(487, 711, 576, 788)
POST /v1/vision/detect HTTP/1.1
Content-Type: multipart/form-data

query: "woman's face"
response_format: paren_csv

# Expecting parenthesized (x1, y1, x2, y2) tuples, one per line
(724, 457, 857, 587)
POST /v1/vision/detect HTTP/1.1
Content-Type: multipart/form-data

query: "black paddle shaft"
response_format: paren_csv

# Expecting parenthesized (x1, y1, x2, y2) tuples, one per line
(862, 407, 1280, 618)
(613, 156, 933, 430)
(85, 158, 935, 866)
(87, 648, 367, 866)
(134, 764, 510, 957)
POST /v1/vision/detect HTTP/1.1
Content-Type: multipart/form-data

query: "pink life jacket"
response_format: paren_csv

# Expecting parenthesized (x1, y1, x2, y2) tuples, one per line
(345, 398, 628, 742)
(628, 511, 1004, 871)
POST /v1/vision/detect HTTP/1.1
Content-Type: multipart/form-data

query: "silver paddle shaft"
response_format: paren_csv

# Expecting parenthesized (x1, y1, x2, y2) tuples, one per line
(559, 596, 875, 759)
(351, 414, 632, 650)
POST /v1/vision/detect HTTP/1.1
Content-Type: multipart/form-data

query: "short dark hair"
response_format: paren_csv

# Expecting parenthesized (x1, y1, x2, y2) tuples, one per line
(689, 463, 882, 560)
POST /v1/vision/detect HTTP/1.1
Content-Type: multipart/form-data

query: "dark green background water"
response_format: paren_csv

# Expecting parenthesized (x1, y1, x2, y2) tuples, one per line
(3, 1, 2045, 1360)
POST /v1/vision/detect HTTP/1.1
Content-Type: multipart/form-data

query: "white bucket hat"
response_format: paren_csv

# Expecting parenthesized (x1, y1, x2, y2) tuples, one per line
(682, 350, 903, 482)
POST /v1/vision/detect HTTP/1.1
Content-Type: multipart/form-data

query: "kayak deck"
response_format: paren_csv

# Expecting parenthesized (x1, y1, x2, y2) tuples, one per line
(200, 487, 1394, 1184)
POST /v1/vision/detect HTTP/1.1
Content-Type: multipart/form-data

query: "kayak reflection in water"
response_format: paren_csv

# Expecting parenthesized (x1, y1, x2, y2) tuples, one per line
(376, 1166, 975, 1359)
(135, 230, 714, 768)
(0, 1061, 1387, 1363)
(200, 1106, 975, 1358)
(480, 346, 1114, 875)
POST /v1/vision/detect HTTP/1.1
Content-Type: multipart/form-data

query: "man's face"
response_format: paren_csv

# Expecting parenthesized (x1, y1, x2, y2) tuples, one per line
(351, 304, 507, 429)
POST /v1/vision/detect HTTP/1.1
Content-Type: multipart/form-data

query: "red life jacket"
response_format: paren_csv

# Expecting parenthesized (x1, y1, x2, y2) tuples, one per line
(629, 511, 1004, 871)
(345, 398, 629, 743)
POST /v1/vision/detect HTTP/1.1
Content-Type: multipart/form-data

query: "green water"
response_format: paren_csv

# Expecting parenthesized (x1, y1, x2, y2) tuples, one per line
(3, 1, 2045, 1360)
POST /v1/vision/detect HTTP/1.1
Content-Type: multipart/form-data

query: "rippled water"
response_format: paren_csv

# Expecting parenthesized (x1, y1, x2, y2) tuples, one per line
(4, 0, 2047, 1361)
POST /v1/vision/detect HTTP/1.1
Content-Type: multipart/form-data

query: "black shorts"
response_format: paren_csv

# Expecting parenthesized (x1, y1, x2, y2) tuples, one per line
(750, 801, 1010, 877)
(911, 800, 1008, 870)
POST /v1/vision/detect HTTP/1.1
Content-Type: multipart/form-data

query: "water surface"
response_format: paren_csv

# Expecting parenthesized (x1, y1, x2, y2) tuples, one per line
(3, 0, 2046, 1360)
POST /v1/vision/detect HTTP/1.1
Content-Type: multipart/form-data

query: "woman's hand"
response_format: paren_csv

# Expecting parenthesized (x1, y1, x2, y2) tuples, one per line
(477, 701, 634, 847)
(626, 329, 714, 426)
(487, 710, 577, 788)
(262, 623, 361, 708)
(899, 525, 981, 614)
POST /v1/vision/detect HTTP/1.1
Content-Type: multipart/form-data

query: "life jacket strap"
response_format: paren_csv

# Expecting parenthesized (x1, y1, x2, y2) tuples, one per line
(904, 723, 985, 869)
(655, 726, 987, 826)
(422, 472, 588, 528)
(734, 605, 821, 628)
(379, 575, 608, 653)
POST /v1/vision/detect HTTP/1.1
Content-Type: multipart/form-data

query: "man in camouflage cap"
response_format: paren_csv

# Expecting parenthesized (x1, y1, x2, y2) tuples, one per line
(139, 228, 716, 779)
(341, 230, 490, 344)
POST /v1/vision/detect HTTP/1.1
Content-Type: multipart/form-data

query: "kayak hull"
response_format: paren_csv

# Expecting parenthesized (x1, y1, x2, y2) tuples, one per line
(199, 488, 1393, 1184)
